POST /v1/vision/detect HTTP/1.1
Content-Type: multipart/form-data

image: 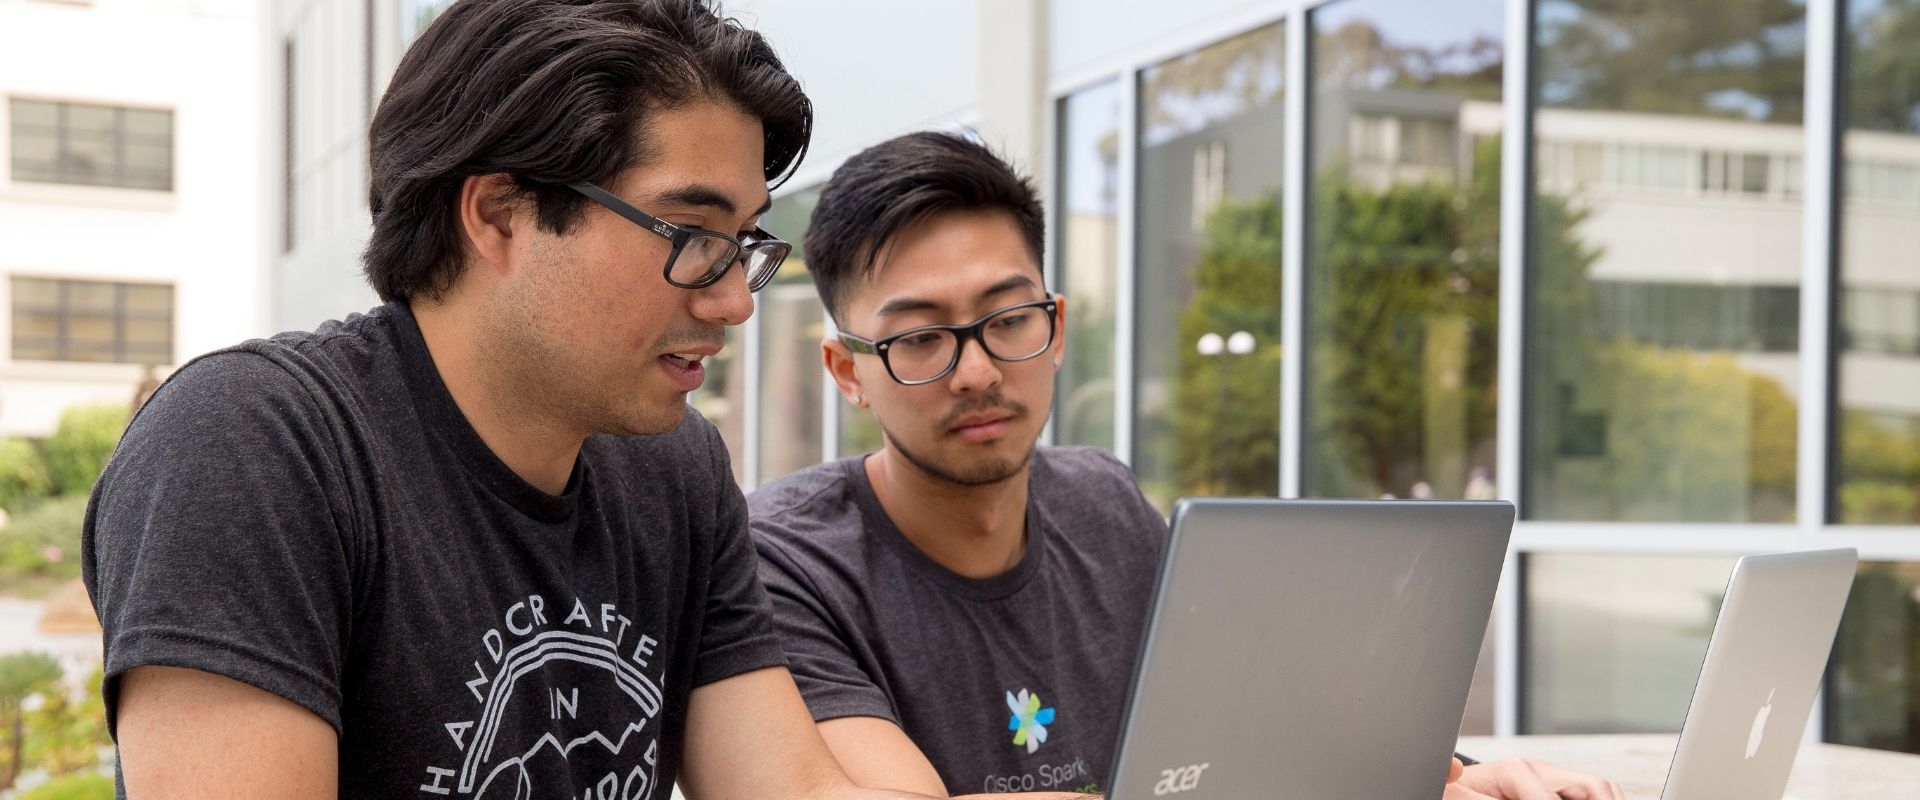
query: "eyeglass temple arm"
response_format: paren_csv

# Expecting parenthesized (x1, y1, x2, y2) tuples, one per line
(839, 334, 880, 355)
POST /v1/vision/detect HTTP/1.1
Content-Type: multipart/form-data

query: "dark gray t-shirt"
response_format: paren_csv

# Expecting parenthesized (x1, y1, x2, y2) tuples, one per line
(83, 302, 783, 799)
(749, 448, 1166, 796)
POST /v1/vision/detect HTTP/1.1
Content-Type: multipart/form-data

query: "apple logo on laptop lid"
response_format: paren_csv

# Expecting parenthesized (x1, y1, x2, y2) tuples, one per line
(1746, 689, 1775, 760)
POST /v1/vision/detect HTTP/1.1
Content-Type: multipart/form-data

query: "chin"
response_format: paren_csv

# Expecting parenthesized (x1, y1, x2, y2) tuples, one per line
(608, 395, 688, 437)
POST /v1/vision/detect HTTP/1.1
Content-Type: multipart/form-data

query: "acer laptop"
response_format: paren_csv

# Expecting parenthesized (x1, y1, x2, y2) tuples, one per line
(1657, 548, 1857, 800)
(1105, 498, 1514, 799)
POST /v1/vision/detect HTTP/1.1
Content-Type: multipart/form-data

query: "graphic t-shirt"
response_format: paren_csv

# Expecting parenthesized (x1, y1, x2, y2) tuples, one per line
(749, 448, 1166, 796)
(84, 302, 783, 798)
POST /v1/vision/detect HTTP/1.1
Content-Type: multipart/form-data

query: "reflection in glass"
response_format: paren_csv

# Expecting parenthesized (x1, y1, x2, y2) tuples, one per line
(1836, 0, 1920, 525)
(1307, 0, 1506, 736)
(1056, 81, 1123, 451)
(1134, 24, 1287, 510)
(1523, 554, 1736, 733)
(756, 187, 826, 485)
(687, 325, 747, 484)
(1305, 0, 1505, 502)
(838, 393, 886, 457)
(1525, 0, 1804, 522)
(1827, 561, 1920, 754)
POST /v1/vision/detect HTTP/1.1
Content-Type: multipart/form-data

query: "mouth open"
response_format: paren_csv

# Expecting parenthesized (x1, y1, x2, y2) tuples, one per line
(658, 352, 707, 392)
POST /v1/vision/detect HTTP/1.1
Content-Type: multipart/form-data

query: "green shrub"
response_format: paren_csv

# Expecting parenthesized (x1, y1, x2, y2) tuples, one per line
(0, 495, 91, 591)
(0, 438, 53, 516)
(40, 406, 127, 498)
(14, 773, 114, 800)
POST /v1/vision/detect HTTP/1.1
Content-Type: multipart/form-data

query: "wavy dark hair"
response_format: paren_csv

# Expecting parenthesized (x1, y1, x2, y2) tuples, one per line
(803, 131, 1044, 321)
(363, 0, 812, 303)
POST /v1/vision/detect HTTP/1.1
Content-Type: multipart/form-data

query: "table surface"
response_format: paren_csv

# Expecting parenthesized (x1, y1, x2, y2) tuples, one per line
(1455, 734, 1920, 800)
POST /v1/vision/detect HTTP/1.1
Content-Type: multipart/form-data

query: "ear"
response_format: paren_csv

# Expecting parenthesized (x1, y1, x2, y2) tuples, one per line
(457, 173, 524, 282)
(1049, 293, 1069, 370)
(823, 334, 868, 408)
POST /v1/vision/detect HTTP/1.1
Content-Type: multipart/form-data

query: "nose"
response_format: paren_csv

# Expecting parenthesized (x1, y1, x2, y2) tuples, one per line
(691, 258, 754, 327)
(946, 334, 1003, 394)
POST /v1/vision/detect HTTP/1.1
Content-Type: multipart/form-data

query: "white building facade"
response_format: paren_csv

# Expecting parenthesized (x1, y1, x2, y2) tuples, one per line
(0, 0, 272, 438)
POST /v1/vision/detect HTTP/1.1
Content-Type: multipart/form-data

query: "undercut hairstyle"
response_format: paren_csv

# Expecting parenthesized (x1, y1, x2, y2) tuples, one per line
(803, 131, 1044, 321)
(362, 0, 812, 303)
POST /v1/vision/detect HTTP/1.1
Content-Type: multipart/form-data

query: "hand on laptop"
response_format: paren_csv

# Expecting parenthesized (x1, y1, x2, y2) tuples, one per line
(1452, 758, 1625, 800)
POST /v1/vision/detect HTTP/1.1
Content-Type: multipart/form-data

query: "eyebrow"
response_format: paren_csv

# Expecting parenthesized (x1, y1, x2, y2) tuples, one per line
(650, 183, 774, 218)
(874, 274, 1040, 318)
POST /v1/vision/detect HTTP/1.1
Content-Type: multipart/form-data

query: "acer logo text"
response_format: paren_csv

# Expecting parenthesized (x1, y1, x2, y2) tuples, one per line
(1152, 762, 1210, 796)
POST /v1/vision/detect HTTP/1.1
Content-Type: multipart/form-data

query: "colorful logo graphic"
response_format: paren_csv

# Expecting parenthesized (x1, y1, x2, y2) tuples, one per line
(1005, 689, 1056, 754)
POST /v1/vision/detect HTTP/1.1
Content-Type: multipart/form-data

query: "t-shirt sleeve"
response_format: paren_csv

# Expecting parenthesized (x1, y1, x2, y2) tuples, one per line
(82, 351, 357, 736)
(750, 528, 897, 725)
(687, 422, 787, 688)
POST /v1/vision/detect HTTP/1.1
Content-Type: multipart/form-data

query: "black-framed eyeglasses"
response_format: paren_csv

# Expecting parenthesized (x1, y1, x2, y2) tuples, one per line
(839, 297, 1060, 386)
(568, 181, 790, 292)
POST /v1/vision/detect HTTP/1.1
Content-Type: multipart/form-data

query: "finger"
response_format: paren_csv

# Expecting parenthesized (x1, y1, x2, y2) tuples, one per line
(1450, 757, 1465, 783)
(1496, 760, 1559, 800)
(1532, 761, 1621, 800)
(1443, 783, 1501, 800)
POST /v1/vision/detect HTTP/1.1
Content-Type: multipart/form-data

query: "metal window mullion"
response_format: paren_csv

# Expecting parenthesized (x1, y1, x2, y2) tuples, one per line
(1115, 68, 1139, 467)
(1800, 0, 1842, 747)
(1801, 0, 1840, 541)
(1279, 8, 1309, 499)
(1495, 0, 1536, 738)
(822, 311, 841, 462)
(1042, 87, 1062, 449)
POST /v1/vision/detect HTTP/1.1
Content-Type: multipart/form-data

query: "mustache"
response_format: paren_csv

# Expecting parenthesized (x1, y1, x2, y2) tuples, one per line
(937, 393, 1029, 430)
(654, 324, 727, 355)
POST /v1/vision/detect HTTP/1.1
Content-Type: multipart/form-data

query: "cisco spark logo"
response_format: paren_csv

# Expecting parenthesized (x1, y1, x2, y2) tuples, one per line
(1005, 689, 1056, 754)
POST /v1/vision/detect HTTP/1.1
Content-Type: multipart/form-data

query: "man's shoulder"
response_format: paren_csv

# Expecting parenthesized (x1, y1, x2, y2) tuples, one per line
(745, 458, 869, 560)
(747, 459, 860, 521)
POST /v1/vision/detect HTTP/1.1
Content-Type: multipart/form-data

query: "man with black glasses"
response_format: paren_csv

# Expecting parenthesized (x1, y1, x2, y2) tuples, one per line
(750, 131, 1623, 800)
(83, 3, 1084, 798)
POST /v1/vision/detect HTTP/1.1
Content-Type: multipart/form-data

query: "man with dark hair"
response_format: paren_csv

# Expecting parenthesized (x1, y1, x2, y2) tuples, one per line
(750, 131, 1623, 800)
(83, 3, 1081, 798)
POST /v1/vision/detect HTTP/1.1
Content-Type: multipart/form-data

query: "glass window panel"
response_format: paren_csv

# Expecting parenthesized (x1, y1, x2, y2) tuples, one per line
(1307, 0, 1506, 733)
(1826, 561, 1920, 754)
(66, 314, 116, 343)
(8, 100, 173, 191)
(10, 98, 57, 129)
(11, 313, 60, 341)
(66, 282, 116, 313)
(1523, 553, 1737, 733)
(11, 134, 58, 181)
(64, 104, 115, 135)
(122, 108, 172, 142)
(11, 277, 60, 308)
(123, 317, 172, 352)
(1525, 0, 1804, 522)
(1836, 0, 1920, 525)
(1055, 80, 1122, 452)
(1135, 23, 1287, 511)
(1306, 0, 1505, 505)
(122, 283, 173, 314)
(8, 278, 173, 365)
(756, 186, 826, 484)
(688, 325, 747, 484)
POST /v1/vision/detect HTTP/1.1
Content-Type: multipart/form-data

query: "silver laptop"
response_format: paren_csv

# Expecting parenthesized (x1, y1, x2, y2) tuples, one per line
(1105, 498, 1514, 799)
(1659, 548, 1857, 800)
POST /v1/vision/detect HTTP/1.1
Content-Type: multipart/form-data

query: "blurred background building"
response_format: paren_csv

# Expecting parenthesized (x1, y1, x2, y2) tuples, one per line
(2, 0, 1917, 788)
